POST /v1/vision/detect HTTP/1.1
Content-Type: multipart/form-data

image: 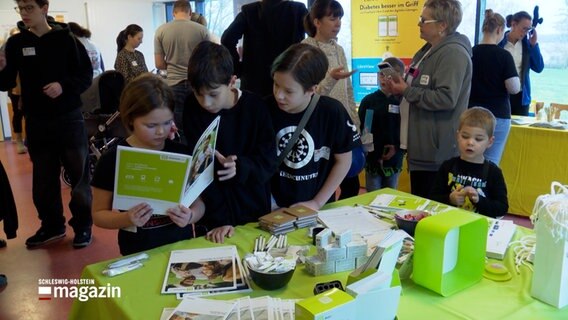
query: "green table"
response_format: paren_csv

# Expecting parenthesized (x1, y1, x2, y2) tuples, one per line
(69, 189, 568, 319)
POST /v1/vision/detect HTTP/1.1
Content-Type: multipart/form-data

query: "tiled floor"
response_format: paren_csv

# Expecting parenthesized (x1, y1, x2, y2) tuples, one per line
(0, 140, 533, 320)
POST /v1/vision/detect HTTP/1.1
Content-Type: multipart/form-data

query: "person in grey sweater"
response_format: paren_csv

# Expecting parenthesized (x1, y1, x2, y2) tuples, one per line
(385, 0, 472, 198)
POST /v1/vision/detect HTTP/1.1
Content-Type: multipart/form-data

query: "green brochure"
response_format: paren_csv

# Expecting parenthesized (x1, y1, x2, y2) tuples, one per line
(112, 116, 220, 214)
(369, 193, 451, 214)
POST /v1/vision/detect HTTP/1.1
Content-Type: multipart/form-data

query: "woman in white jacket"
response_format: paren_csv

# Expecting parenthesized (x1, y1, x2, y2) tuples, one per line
(303, 0, 361, 200)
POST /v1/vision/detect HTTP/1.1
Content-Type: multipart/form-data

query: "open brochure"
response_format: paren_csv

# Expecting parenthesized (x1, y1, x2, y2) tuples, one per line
(112, 116, 220, 215)
(176, 250, 251, 299)
(162, 246, 238, 294)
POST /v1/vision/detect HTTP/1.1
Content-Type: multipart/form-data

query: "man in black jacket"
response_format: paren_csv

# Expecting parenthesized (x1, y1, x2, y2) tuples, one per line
(0, 0, 93, 248)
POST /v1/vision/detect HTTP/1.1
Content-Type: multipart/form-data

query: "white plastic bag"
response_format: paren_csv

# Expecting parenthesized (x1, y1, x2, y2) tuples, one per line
(530, 182, 568, 308)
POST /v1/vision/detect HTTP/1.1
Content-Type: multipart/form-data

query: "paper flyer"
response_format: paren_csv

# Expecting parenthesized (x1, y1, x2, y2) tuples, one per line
(162, 246, 237, 294)
(167, 297, 237, 320)
(370, 193, 450, 214)
(112, 116, 219, 214)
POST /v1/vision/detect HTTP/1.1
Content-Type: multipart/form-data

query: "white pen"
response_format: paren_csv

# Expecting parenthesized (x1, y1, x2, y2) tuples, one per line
(107, 252, 149, 269)
(103, 262, 143, 277)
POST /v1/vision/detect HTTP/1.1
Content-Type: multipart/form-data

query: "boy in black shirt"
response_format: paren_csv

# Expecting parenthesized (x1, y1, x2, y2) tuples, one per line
(0, 0, 93, 248)
(183, 41, 275, 243)
(430, 107, 509, 217)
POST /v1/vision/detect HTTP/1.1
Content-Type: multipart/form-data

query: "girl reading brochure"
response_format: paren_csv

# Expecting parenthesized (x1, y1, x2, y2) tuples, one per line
(91, 74, 205, 255)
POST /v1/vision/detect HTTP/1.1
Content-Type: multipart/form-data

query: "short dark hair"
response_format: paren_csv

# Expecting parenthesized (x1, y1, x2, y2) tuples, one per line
(187, 41, 233, 92)
(68, 22, 91, 38)
(173, 0, 191, 13)
(459, 107, 496, 137)
(304, 0, 344, 37)
(271, 43, 328, 92)
(16, 0, 49, 7)
(119, 73, 175, 133)
(506, 11, 531, 28)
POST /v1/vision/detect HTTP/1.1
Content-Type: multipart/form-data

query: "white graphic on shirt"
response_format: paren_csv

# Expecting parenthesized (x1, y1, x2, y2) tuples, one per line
(276, 126, 315, 169)
(347, 120, 357, 132)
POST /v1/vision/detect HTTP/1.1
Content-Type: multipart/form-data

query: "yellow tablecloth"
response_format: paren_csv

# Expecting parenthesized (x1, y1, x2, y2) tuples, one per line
(500, 123, 568, 216)
(69, 189, 568, 319)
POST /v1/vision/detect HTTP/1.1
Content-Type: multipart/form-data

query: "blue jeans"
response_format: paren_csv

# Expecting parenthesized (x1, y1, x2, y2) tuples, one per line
(484, 118, 511, 166)
(365, 170, 401, 192)
(171, 81, 191, 145)
(26, 109, 92, 233)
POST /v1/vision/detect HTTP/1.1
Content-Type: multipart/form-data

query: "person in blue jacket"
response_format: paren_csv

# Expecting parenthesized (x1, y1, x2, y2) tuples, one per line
(498, 11, 544, 116)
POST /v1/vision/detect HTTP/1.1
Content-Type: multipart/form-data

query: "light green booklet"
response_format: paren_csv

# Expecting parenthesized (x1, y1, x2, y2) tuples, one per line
(112, 116, 220, 215)
(369, 193, 451, 215)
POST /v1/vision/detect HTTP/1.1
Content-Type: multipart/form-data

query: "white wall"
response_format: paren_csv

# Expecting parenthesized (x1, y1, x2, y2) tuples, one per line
(0, 0, 163, 139)
(0, 0, 161, 71)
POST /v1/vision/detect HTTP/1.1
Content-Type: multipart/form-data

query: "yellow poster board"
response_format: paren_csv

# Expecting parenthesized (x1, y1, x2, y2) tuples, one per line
(351, 0, 425, 102)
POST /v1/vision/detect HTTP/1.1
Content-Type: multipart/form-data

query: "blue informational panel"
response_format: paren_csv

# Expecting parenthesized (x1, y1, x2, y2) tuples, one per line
(352, 57, 382, 103)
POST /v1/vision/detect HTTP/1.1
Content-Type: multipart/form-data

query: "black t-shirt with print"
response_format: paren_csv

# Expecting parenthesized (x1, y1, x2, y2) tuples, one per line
(430, 157, 509, 218)
(267, 95, 358, 207)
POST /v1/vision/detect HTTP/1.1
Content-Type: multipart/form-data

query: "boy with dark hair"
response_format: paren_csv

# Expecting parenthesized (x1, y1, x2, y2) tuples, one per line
(183, 41, 275, 243)
(0, 0, 93, 248)
(358, 57, 405, 191)
(430, 107, 508, 217)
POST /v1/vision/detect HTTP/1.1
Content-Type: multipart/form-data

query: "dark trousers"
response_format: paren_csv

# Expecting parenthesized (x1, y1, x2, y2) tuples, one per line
(7, 93, 24, 133)
(510, 92, 529, 116)
(171, 81, 191, 145)
(26, 109, 92, 233)
(338, 175, 361, 200)
(410, 170, 438, 199)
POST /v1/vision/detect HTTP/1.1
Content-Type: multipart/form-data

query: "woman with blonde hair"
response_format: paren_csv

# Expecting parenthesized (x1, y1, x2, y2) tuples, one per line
(385, 0, 472, 198)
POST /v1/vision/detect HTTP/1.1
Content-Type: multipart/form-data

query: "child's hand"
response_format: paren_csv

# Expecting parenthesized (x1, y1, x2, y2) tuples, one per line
(329, 66, 357, 80)
(382, 145, 396, 160)
(463, 186, 479, 204)
(215, 151, 237, 181)
(206, 225, 235, 243)
(449, 186, 467, 206)
(127, 203, 153, 227)
(166, 205, 194, 227)
(168, 122, 179, 140)
(291, 200, 321, 211)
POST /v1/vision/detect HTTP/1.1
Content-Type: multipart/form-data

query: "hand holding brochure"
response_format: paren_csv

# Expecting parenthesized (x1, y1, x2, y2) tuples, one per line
(112, 116, 220, 215)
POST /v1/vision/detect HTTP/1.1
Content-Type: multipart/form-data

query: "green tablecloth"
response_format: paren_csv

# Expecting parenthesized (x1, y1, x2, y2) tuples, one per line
(69, 189, 568, 319)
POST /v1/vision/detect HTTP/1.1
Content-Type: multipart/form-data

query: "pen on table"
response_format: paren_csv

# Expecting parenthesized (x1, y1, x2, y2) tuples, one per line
(107, 252, 149, 269)
(355, 204, 396, 220)
(102, 261, 143, 277)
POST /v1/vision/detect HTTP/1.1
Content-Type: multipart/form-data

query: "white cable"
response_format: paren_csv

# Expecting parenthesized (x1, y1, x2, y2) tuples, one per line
(509, 235, 536, 274)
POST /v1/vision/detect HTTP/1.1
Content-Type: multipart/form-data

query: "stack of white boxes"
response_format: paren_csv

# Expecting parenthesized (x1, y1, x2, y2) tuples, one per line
(305, 229, 368, 276)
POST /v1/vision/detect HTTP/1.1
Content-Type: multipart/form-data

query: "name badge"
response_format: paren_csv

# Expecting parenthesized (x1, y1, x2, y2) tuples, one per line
(22, 47, 36, 56)
(131, 60, 138, 67)
(420, 75, 430, 85)
(388, 104, 400, 114)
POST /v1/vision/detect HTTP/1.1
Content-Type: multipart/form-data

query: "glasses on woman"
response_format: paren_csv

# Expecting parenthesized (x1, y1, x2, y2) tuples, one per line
(14, 5, 37, 14)
(418, 16, 438, 24)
